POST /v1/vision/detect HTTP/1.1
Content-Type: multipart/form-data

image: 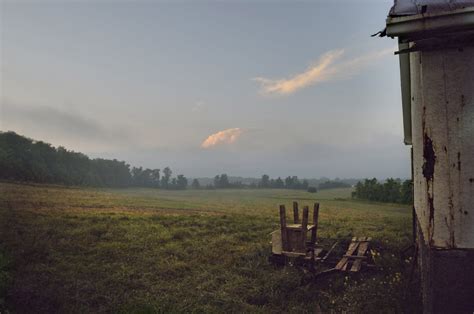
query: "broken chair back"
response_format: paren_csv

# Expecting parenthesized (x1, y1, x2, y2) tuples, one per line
(279, 202, 319, 259)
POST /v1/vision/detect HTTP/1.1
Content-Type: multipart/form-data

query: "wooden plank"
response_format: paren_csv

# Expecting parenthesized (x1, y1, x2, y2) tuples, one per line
(271, 230, 282, 254)
(285, 224, 315, 230)
(335, 237, 359, 270)
(311, 203, 320, 245)
(288, 230, 302, 252)
(343, 255, 367, 259)
(301, 206, 309, 250)
(322, 240, 339, 262)
(281, 251, 306, 258)
(350, 237, 371, 272)
(308, 203, 319, 266)
(336, 246, 357, 270)
(279, 205, 288, 251)
(293, 201, 299, 224)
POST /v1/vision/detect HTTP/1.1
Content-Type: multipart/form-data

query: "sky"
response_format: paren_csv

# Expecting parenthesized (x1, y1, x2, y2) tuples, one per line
(0, 0, 411, 179)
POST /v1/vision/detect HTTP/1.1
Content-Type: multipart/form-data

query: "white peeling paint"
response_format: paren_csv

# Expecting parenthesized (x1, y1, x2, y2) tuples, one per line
(411, 46, 474, 249)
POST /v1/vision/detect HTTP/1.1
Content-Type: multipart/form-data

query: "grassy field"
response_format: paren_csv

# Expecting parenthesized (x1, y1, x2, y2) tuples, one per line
(0, 182, 420, 313)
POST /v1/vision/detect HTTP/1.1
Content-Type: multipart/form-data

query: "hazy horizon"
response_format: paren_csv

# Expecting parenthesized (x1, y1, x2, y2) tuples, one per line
(1, 1, 410, 179)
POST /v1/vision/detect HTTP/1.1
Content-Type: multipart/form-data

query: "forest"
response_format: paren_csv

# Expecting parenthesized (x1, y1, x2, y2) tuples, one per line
(0, 132, 412, 202)
(210, 174, 313, 190)
(351, 178, 413, 204)
(0, 131, 186, 189)
(0, 132, 346, 191)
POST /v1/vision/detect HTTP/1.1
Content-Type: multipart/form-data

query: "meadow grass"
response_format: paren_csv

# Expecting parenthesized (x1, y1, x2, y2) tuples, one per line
(0, 182, 420, 313)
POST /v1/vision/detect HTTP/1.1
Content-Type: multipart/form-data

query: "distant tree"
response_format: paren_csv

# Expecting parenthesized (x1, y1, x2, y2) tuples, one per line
(352, 178, 413, 204)
(232, 181, 244, 188)
(301, 179, 309, 190)
(284, 176, 303, 189)
(219, 174, 230, 188)
(213, 174, 228, 188)
(170, 178, 177, 188)
(275, 177, 284, 188)
(400, 179, 414, 204)
(131, 167, 143, 186)
(161, 167, 172, 188)
(0, 131, 133, 187)
(191, 178, 200, 189)
(259, 174, 270, 188)
(142, 168, 153, 187)
(307, 187, 317, 193)
(319, 180, 351, 190)
(383, 178, 401, 203)
(176, 175, 188, 190)
(285, 176, 294, 189)
(151, 169, 160, 187)
(214, 175, 220, 188)
(269, 178, 275, 188)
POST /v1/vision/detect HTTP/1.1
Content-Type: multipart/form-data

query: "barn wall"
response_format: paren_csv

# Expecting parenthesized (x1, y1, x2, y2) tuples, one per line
(410, 45, 474, 249)
(416, 222, 474, 313)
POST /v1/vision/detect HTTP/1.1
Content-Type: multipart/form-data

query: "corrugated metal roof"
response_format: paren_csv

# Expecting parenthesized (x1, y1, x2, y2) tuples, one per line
(390, 0, 474, 16)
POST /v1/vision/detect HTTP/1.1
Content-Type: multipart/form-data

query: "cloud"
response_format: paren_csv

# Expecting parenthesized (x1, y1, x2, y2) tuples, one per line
(3, 103, 104, 137)
(201, 128, 244, 148)
(1, 102, 134, 152)
(254, 47, 393, 95)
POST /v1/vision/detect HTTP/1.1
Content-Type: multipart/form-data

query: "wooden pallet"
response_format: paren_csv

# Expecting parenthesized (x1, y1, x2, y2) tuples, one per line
(335, 237, 372, 272)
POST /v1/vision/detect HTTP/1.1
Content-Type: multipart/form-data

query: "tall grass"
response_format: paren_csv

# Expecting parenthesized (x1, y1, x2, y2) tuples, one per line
(0, 182, 420, 312)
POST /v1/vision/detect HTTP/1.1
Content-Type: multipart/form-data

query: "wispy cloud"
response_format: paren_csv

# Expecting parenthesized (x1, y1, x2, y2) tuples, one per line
(201, 128, 244, 148)
(1, 102, 135, 152)
(254, 48, 393, 95)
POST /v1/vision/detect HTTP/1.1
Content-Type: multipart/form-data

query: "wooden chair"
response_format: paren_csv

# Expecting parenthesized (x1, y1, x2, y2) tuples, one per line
(279, 202, 320, 260)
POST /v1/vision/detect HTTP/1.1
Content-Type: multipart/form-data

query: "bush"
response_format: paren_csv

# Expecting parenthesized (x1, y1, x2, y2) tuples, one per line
(307, 187, 317, 193)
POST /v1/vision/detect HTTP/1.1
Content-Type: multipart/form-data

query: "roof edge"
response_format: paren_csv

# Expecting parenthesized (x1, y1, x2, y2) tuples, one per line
(386, 7, 474, 38)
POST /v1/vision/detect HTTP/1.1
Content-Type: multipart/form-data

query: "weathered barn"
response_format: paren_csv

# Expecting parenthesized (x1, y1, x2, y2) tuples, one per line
(382, 1, 474, 312)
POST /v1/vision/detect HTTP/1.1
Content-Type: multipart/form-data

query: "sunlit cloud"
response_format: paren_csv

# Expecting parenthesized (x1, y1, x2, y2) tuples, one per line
(254, 48, 393, 95)
(201, 128, 244, 148)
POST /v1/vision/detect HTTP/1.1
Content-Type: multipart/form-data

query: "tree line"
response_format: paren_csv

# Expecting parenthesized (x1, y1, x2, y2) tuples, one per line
(351, 178, 413, 204)
(0, 131, 188, 189)
(318, 180, 351, 190)
(206, 174, 315, 190)
(2, 132, 385, 194)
